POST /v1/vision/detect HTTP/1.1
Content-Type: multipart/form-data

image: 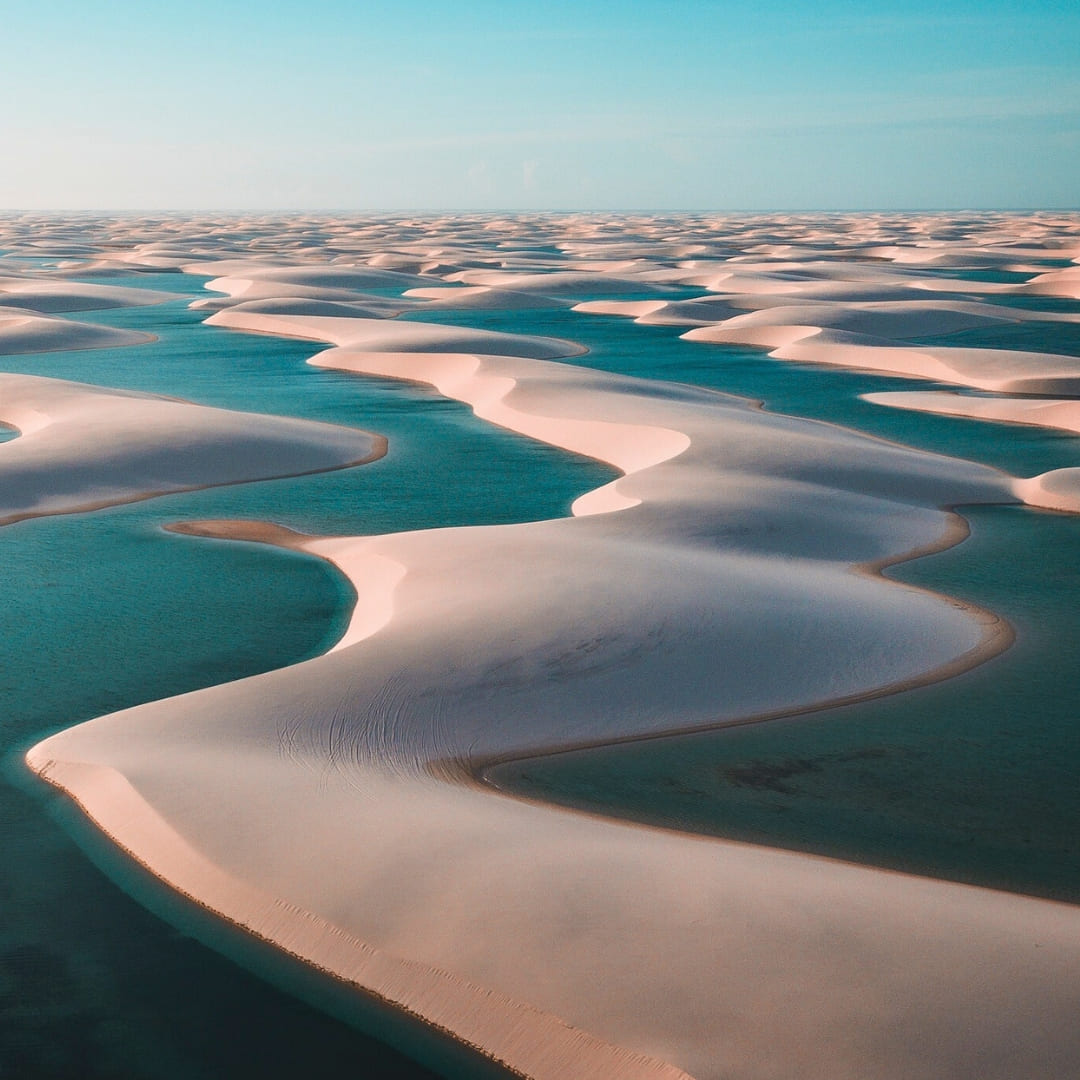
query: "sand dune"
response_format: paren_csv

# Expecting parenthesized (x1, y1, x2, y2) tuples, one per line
(0, 276, 182, 312)
(442, 269, 679, 299)
(206, 308, 586, 359)
(404, 285, 576, 310)
(0, 373, 384, 524)
(34, 308, 1079, 1079)
(0, 306, 154, 355)
(1026, 264, 1080, 299)
(865, 389, 1080, 436)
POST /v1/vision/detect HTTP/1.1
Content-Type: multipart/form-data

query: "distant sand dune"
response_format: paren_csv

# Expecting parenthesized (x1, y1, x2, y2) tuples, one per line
(0, 306, 153, 355)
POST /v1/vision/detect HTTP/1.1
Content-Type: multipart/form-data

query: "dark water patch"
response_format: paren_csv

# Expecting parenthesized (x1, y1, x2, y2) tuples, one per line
(492, 505, 1080, 902)
(911, 268, 1038, 284)
(989, 295, 1080, 315)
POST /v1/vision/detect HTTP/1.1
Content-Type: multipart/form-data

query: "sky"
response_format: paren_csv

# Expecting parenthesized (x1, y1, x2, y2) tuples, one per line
(1, 0, 1077, 210)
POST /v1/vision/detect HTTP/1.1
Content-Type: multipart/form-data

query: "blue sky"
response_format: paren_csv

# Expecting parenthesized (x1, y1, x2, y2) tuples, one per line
(2, 0, 1077, 209)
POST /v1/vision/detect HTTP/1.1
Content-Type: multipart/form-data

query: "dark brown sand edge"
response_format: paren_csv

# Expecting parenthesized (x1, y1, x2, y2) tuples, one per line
(0, 435, 387, 530)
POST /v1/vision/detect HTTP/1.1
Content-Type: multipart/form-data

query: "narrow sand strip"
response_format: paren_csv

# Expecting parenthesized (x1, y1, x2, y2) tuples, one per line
(0, 307, 153, 355)
(683, 322, 1080, 395)
(0, 373, 385, 524)
(0, 276, 182, 312)
(865, 389, 1080, 437)
(205, 307, 585, 360)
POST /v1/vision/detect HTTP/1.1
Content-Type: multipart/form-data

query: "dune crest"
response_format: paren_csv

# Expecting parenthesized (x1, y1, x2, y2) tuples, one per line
(0, 373, 385, 524)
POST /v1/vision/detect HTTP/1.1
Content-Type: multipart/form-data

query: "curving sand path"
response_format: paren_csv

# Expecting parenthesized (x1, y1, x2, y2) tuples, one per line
(0, 372, 385, 525)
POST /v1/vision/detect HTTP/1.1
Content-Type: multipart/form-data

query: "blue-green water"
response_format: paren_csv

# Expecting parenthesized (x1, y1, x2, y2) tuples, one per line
(1, 276, 614, 1079)
(435, 304, 1080, 902)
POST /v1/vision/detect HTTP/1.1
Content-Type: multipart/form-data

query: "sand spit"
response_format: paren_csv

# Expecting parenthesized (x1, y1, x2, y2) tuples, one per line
(688, 322, 1080, 395)
(0, 306, 153, 355)
(15, 211, 1080, 1079)
(0, 276, 182, 312)
(865, 390, 1080, 436)
(205, 308, 587, 360)
(0, 373, 385, 525)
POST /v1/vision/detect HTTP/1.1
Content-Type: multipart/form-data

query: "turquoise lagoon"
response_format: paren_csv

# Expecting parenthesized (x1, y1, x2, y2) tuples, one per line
(0, 274, 613, 1079)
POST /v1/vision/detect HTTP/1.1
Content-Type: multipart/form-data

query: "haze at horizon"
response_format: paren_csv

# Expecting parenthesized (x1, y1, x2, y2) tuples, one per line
(1, 0, 1077, 211)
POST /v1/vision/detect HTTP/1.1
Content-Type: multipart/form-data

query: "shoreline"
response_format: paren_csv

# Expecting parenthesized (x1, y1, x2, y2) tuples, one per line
(27, 755, 691, 1080)
(26, 343, 1035, 1077)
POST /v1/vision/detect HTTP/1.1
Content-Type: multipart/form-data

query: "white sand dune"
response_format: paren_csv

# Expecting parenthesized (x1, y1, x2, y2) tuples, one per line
(1026, 264, 1080, 299)
(683, 319, 1080, 396)
(0, 373, 384, 524)
(207, 297, 404, 320)
(0, 276, 182, 312)
(687, 298, 1074, 339)
(205, 307, 586, 360)
(442, 269, 678, 299)
(189, 279, 414, 315)
(1012, 467, 1080, 513)
(14, 210, 1080, 1079)
(404, 285, 575, 310)
(865, 389, 1080, 436)
(0, 306, 153, 355)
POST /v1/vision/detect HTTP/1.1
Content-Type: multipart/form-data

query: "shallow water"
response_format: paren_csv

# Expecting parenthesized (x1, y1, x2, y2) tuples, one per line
(0, 275, 613, 1079)
(493, 504, 1080, 901)
(447, 303, 1080, 901)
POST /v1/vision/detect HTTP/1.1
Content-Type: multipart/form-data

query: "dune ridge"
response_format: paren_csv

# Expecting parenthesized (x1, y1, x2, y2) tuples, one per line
(0, 373, 386, 525)
(0, 306, 153, 355)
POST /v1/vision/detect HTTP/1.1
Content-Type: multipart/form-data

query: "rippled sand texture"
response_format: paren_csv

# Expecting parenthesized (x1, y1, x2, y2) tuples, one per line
(8, 210, 1080, 1079)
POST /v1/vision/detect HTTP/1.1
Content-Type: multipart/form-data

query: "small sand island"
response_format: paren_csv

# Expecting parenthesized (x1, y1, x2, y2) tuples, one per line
(0, 208, 1077, 1079)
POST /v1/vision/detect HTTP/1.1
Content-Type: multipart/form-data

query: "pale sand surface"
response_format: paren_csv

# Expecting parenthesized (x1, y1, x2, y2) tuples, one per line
(0, 306, 153, 354)
(9, 210, 1080, 1078)
(865, 389, 1080, 436)
(0, 276, 182, 312)
(205, 308, 587, 360)
(0, 373, 385, 524)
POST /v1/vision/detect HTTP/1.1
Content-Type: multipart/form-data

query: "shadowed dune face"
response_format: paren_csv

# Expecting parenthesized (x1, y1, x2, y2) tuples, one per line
(6, 209, 1080, 1080)
(0, 306, 154, 355)
(0, 373, 385, 524)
